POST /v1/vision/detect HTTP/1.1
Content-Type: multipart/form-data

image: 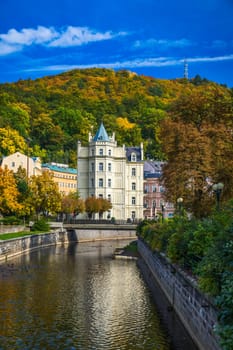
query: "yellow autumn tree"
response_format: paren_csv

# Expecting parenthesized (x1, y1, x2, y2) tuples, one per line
(0, 128, 27, 157)
(0, 166, 22, 215)
(28, 171, 62, 218)
(116, 117, 135, 130)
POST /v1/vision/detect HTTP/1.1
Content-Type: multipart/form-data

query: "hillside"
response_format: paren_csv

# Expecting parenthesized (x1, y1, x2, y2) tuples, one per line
(0, 68, 232, 166)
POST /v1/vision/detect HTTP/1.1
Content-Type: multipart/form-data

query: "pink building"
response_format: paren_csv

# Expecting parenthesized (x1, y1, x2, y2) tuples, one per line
(143, 161, 174, 220)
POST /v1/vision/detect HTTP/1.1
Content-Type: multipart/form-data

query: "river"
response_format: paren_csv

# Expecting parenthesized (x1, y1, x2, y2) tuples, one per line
(0, 240, 198, 350)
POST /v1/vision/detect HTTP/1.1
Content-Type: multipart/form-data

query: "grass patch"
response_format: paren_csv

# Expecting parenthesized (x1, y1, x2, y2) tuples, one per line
(0, 231, 49, 240)
(124, 240, 138, 253)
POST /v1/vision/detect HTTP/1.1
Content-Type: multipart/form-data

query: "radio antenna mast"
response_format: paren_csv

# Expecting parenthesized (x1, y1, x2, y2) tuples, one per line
(184, 58, 188, 79)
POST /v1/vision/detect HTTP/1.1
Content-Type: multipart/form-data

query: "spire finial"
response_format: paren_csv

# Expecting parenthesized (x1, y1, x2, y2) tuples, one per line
(184, 58, 188, 79)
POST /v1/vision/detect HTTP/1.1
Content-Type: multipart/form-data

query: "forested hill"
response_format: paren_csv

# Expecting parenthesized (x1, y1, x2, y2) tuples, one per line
(0, 68, 232, 167)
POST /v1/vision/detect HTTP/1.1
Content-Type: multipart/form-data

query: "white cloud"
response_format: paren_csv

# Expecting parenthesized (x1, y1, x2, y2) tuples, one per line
(188, 54, 233, 63)
(0, 26, 58, 46)
(133, 38, 193, 49)
(211, 40, 227, 49)
(0, 25, 126, 55)
(49, 26, 120, 47)
(0, 42, 21, 55)
(24, 54, 233, 72)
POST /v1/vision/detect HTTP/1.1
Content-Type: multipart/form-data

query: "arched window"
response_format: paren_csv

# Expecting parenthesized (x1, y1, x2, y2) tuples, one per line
(131, 153, 136, 162)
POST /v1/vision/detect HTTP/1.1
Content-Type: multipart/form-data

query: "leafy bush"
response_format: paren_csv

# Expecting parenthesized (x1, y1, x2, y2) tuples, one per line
(31, 219, 50, 232)
(215, 271, 233, 350)
(137, 202, 233, 350)
(0, 216, 23, 225)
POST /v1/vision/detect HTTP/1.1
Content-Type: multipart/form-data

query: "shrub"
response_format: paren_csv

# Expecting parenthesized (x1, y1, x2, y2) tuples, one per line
(31, 219, 50, 232)
(0, 216, 23, 225)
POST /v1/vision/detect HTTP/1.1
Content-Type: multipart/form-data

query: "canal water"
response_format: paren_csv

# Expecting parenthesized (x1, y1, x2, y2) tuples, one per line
(0, 240, 198, 350)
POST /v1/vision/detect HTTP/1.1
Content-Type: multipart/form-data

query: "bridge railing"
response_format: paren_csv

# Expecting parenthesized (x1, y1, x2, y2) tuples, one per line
(60, 219, 140, 225)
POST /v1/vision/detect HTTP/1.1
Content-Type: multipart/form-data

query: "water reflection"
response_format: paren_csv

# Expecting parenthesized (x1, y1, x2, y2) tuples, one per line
(0, 241, 197, 350)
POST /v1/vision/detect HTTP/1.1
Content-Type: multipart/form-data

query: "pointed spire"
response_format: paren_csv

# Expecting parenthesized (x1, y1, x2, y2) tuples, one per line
(93, 122, 110, 142)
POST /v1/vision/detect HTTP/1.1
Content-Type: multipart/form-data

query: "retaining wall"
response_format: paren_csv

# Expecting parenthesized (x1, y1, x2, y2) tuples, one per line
(138, 239, 221, 350)
(0, 227, 136, 262)
(66, 224, 136, 242)
(0, 231, 70, 262)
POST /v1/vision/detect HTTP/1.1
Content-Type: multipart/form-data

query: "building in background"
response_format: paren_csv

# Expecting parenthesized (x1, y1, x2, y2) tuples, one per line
(1, 151, 41, 177)
(143, 161, 174, 220)
(42, 163, 77, 196)
(77, 123, 144, 221)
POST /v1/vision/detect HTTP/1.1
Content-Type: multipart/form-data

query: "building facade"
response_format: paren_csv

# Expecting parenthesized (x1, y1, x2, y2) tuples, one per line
(42, 163, 77, 196)
(1, 151, 42, 177)
(77, 123, 144, 221)
(143, 161, 174, 220)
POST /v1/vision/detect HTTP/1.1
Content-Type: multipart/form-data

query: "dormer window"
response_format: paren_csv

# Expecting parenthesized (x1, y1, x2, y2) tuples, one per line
(131, 153, 136, 162)
(99, 148, 103, 156)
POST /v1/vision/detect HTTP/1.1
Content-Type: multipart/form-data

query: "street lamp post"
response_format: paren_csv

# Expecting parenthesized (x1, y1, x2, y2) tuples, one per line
(212, 183, 224, 211)
(161, 201, 165, 223)
(177, 197, 183, 216)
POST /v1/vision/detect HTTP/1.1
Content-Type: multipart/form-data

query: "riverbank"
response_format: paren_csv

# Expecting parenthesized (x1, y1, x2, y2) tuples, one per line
(0, 226, 137, 262)
(137, 239, 221, 350)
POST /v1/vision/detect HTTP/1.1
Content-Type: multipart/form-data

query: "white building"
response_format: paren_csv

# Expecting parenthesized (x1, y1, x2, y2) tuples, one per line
(1, 151, 42, 177)
(77, 123, 144, 221)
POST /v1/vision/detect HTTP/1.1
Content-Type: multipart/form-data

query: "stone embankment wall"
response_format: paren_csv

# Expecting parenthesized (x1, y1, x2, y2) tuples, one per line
(0, 226, 136, 262)
(0, 231, 70, 262)
(66, 224, 136, 242)
(0, 225, 29, 234)
(138, 239, 221, 350)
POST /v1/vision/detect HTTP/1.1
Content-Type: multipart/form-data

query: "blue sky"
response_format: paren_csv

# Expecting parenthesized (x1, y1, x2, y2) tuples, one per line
(0, 0, 233, 86)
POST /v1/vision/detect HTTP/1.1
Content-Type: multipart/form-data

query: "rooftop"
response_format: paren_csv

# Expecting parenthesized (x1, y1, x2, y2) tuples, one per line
(42, 163, 77, 174)
(93, 122, 110, 142)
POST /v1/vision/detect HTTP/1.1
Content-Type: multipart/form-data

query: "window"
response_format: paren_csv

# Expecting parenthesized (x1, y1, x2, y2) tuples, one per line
(132, 168, 136, 176)
(132, 197, 136, 205)
(108, 194, 111, 202)
(131, 153, 136, 162)
(131, 211, 136, 220)
(91, 178, 94, 187)
(108, 163, 112, 172)
(132, 182, 136, 190)
(91, 163, 94, 172)
(11, 162, 15, 167)
(99, 194, 103, 198)
(99, 162, 104, 171)
(91, 149, 94, 156)
(99, 178, 103, 187)
(108, 149, 112, 156)
(152, 185, 156, 192)
(108, 179, 112, 187)
(99, 148, 103, 156)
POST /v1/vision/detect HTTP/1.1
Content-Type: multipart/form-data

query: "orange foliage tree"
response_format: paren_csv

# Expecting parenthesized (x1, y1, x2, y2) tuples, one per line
(0, 166, 22, 215)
